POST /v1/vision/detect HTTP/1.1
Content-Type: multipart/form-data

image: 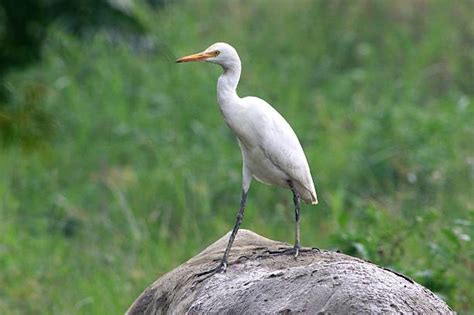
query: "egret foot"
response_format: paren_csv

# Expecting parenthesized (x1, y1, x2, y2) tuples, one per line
(268, 246, 318, 259)
(268, 246, 299, 258)
(194, 260, 227, 283)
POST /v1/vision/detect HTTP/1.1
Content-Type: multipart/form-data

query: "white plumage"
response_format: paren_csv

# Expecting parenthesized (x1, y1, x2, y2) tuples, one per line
(232, 95, 317, 204)
(177, 42, 318, 274)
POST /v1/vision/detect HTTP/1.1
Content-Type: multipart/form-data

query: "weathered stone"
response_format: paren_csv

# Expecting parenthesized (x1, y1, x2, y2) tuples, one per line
(127, 229, 453, 314)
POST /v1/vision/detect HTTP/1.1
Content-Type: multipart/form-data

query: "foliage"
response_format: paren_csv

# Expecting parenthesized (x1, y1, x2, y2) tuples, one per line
(0, 0, 473, 313)
(0, 0, 153, 146)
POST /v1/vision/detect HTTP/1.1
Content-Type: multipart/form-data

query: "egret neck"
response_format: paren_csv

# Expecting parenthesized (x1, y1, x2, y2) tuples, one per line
(217, 60, 242, 123)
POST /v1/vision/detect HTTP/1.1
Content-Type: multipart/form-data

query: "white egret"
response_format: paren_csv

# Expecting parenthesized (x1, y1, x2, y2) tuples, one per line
(177, 42, 318, 274)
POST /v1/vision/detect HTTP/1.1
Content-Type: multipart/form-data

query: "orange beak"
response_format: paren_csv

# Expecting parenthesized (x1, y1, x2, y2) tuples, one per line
(176, 51, 215, 63)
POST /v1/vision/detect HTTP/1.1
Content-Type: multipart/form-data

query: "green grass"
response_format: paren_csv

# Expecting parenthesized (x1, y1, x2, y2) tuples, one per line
(1, 0, 473, 313)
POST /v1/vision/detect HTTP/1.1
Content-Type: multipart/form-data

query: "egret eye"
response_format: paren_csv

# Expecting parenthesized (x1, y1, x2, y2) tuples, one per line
(214, 50, 220, 56)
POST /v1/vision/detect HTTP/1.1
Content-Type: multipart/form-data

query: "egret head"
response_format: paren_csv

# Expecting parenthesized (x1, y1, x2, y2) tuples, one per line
(176, 42, 240, 70)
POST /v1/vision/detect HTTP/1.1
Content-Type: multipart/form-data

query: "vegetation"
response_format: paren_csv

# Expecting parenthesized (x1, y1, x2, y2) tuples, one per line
(1, 0, 473, 313)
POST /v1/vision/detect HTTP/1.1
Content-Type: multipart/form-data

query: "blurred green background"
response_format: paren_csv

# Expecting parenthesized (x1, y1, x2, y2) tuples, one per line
(1, 0, 473, 313)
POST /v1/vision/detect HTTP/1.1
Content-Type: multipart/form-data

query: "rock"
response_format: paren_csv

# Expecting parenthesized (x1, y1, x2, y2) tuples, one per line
(126, 229, 453, 314)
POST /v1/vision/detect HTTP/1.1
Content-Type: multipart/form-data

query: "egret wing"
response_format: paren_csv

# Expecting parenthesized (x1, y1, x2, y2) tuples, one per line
(242, 97, 317, 203)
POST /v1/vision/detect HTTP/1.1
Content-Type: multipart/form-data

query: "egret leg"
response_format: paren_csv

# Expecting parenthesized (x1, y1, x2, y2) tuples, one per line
(220, 189, 248, 269)
(195, 190, 248, 280)
(265, 181, 303, 258)
(288, 180, 301, 259)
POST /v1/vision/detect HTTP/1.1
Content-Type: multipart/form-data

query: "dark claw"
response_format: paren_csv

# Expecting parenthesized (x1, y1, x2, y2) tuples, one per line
(194, 261, 227, 283)
(267, 246, 299, 256)
(267, 246, 318, 257)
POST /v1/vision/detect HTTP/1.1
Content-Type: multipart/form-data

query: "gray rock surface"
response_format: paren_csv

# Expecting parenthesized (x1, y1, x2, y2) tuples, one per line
(127, 229, 453, 314)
